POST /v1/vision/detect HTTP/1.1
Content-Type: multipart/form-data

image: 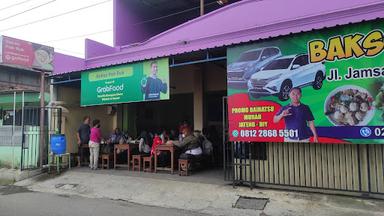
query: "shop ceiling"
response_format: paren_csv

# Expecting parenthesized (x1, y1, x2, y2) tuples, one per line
(51, 47, 227, 86)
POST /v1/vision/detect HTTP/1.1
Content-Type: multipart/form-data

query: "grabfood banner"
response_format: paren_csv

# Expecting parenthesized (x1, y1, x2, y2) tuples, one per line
(227, 20, 384, 144)
(81, 58, 169, 106)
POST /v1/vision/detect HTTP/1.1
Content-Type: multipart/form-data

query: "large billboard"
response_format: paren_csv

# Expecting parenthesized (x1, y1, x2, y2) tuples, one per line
(0, 36, 54, 72)
(81, 58, 169, 106)
(227, 20, 384, 144)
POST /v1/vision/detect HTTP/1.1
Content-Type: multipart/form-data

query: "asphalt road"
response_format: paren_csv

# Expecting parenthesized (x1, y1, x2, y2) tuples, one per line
(0, 186, 210, 216)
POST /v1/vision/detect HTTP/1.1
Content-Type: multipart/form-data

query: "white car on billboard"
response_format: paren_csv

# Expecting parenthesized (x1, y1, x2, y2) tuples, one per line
(227, 47, 281, 89)
(247, 54, 326, 101)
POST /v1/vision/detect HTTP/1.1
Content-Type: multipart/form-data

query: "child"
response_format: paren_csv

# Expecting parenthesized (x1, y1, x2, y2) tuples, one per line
(89, 119, 102, 170)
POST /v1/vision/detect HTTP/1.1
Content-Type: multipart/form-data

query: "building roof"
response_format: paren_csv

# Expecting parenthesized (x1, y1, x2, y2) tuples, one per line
(53, 0, 384, 75)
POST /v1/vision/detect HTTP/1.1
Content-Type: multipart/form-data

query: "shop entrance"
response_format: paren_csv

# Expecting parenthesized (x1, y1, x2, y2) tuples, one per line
(135, 93, 194, 134)
(118, 52, 227, 175)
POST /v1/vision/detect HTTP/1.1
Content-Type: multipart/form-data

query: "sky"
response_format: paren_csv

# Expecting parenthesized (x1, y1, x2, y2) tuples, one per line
(0, 0, 113, 58)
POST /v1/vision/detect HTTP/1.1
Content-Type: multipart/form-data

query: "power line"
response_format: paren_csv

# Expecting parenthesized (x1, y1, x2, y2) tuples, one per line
(0, 0, 34, 12)
(54, 47, 83, 55)
(0, 0, 112, 32)
(43, 28, 112, 43)
(0, 0, 56, 22)
(9, 0, 221, 55)
(38, 1, 219, 43)
(131, 1, 217, 26)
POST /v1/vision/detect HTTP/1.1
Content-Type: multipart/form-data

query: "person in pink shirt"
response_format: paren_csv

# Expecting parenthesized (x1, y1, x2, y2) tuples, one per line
(89, 119, 102, 170)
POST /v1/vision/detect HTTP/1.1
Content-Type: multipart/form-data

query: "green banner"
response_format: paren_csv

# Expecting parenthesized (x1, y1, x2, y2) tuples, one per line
(227, 20, 384, 144)
(81, 58, 169, 106)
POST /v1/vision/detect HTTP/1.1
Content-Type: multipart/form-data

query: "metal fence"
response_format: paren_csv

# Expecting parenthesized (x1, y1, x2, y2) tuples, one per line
(0, 91, 62, 169)
(224, 141, 384, 197)
(222, 96, 384, 198)
(21, 107, 62, 170)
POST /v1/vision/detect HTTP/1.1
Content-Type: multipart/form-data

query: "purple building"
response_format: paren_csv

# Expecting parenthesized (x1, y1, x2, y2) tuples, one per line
(52, 0, 384, 197)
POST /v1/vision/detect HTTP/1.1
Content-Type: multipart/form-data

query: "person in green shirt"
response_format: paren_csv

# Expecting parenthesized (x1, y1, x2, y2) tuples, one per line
(141, 61, 168, 100)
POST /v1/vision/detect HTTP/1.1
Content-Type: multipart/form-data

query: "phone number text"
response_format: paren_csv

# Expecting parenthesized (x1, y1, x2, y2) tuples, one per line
(239, 129, 298, 138)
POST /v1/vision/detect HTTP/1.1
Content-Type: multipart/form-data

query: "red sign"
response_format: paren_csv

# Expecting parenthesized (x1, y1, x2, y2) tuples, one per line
(1, 36, 54, 71)
(2, 36, 34, 68)
(228, 93, 286, 142)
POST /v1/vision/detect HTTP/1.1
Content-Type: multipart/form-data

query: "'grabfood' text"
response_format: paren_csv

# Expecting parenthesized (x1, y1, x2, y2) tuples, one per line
(97, 84, 124, 93)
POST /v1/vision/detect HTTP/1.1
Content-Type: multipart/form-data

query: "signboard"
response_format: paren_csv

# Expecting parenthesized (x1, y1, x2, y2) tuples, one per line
(227, 20, 384, 144)
(81, 58, 169, 106)
(0, 36, 54, 72)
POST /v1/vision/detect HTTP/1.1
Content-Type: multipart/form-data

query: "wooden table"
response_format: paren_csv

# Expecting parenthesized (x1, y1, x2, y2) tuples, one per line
(154, 144, 176, 174)
(113, 143, 139, 170)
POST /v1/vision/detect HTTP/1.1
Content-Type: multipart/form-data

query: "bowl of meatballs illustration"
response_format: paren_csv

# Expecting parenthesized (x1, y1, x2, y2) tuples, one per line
(324, 85, 375, 126)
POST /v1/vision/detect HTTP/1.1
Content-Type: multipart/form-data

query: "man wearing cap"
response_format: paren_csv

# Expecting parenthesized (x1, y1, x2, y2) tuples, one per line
(273, 87, 318, 142)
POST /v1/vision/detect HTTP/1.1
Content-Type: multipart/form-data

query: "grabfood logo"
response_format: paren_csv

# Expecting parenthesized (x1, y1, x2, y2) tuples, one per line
(97, 84, 124, 93)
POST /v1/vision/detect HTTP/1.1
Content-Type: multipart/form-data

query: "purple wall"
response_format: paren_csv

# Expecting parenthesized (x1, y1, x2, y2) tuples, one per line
(53, 52, 85, 74)
(85, 39, 116, 59)
(54, 0, 384, 75)
(113, 0, 204, 47)
(113, 0, 145, 46)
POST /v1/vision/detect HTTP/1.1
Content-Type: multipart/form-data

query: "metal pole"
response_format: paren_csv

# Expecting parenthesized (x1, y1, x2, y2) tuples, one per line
(11, 92, 16, 169)
(40, 71, 46, 168)
(200, 0, 204, 16)
(20, 92, 25, 170)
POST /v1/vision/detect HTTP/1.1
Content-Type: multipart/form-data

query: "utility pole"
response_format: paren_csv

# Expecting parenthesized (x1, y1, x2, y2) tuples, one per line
(200, 0, 204, 16)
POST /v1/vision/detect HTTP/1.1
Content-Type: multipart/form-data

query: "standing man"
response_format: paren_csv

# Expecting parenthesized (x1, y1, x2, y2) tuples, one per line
(77, 116, 91, 166)
(141, 61, 168, 100)
(273, 87, 318, 142)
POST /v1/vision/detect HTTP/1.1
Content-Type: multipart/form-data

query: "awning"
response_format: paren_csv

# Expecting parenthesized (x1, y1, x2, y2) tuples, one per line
(0, 92, 50, 109)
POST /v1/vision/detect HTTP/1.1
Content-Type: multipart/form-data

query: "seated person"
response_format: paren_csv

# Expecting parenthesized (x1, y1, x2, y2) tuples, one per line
(160, 130, 169, 144)
(168, 126, 203, 171)
(169, 129, 178, 141)
(102, 128, 123, 155)
(108, 128, 123, 144)
(138, 131, 151, 155)
(150, 134, 171, 166)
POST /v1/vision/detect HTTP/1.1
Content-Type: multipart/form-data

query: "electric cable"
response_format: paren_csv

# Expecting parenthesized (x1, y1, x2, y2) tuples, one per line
(43, 28, 112, 43)
(54, 47, 84, 55)
(0, 0, 34, 12)
(17, 0, 221, 55)
(41, 1, 218, 43)
(0, 0, 57, 22)
(0, 0, 112, 32)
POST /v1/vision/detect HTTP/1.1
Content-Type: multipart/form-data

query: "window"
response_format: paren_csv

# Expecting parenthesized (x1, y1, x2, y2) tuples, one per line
(292, 55, 309, 67)
(237, 50, 261, 62)
(261, 48, 280, 59)
(263, 58, 293, 70)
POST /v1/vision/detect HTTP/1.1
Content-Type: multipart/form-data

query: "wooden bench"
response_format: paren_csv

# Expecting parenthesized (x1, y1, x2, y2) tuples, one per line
(101, 154, 112, 169)
(178, 159, 190, 176)
(131, 155, 142, 171)
(143, 156, 153, 172)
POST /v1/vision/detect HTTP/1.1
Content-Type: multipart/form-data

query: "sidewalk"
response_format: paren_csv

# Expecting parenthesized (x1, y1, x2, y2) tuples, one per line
(0, 168, 42, 185)
(16, 168, 384, 216)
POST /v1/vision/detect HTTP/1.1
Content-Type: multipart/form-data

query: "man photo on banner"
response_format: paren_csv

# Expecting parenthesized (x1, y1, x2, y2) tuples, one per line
(273, 87, 318, 142)
(141, 60, 168, 100)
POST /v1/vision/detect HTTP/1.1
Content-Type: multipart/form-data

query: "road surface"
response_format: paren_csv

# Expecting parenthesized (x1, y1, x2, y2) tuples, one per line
(0, 185, 210, 216)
